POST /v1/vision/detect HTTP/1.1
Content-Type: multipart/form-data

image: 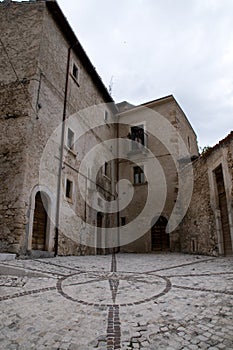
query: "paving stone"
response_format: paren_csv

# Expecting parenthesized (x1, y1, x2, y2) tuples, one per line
(0, 253, 232, 349)
(198, 342, 209, 349)
(188, 345, 199, 350)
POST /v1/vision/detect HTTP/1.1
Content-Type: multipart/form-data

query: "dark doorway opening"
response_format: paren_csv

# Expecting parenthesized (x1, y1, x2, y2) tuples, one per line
(96, 212, 103, 255)
(151, 216, 170, 252)
(32, 192, 48, 251)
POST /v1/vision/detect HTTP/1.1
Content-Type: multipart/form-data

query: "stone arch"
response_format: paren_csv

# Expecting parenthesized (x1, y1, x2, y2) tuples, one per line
(28, 185, 55, 252)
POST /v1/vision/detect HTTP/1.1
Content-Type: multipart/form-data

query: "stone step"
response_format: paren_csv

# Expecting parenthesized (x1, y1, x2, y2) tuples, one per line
(27, 250, 55, 259)
(0, 253, 16, 261)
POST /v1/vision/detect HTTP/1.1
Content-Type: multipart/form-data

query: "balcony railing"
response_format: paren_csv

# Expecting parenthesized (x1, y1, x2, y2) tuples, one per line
(128, 131, 148, 154)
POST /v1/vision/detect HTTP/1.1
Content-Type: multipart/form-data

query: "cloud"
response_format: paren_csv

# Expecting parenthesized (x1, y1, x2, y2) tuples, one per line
(13, 0, 233, 148)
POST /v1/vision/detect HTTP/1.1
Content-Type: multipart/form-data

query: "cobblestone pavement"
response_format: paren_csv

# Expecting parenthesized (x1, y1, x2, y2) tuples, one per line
(0, 253, 232, 349)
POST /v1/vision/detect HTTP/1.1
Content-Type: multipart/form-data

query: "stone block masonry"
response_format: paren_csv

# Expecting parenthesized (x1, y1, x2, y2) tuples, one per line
(0, 0, 116, 256)
(179, 132, 233, 256)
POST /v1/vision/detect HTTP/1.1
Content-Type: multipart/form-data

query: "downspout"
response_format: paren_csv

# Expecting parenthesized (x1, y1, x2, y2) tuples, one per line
(116, 116, 120, 253)
(54, 45, 72, 256)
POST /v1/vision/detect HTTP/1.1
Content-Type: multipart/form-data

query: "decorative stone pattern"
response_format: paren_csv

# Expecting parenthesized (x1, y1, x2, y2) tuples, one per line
(107, 305, 121, 349)
(0, 276, 27, 288)
(0, 253, 232, 349)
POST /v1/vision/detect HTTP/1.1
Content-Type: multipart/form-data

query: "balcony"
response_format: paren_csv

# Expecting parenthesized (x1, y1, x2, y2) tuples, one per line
(127, 130, 149, 157)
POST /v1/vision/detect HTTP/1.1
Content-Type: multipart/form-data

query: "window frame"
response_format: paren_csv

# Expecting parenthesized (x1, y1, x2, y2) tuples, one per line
(121, 217, 126, 226)
(102, 161, 111, 180)
(133, 165, 145, 185)
(104, 162, 108, 176)
(130, 122, 147, 151)
(65, 178, 74, 202)
(67, 127, 75, 151)
(71, 61, 80, 85)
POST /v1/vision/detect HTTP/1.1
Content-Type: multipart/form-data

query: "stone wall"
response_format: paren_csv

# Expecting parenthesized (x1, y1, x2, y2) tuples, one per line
(179, 157, 218, 255)
(0, 1, 44, 84)
(179, 133, 233, 256)
(0, 81, 31, 253)
(0, 0, 43, 252)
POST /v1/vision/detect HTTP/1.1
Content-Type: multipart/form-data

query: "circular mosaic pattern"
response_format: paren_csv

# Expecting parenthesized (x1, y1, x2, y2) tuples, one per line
(57, 271, 171, 307)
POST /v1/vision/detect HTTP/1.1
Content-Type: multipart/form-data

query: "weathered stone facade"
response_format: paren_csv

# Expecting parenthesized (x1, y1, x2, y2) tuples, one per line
(179, 133, 233, 256)
(0, 0, 232, 257)
(117, 96, 199, 253)
(0, 0, 117, 256)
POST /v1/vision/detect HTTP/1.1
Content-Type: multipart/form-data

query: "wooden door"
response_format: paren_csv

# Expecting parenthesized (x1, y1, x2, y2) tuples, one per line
(215, 166, 232, 256)
(151, 216, 170, 251)
(32, 192, 47, 250)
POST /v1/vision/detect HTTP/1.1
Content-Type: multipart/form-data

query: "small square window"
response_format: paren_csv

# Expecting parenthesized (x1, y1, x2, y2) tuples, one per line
(133, 166, 144, 185)
(67, 128, 74, 150)
(65, 179, 73, 200)
(72, 63, 79, 81)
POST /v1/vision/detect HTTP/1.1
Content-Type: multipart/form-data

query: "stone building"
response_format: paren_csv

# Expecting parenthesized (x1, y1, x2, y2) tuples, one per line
(116, 96, 199, 253)
(0, 0, 232, 257)
(0, 0, 117, 256)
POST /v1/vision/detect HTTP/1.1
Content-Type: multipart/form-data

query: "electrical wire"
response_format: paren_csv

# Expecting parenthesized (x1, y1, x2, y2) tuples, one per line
(0, 37, 39, 119)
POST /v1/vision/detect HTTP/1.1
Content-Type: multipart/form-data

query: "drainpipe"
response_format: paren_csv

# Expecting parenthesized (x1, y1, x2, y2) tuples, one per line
(54, 44, 73, 256)
(116, 116, 120, 253)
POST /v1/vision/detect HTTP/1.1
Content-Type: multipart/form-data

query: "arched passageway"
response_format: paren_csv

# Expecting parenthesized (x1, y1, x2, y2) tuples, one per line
(32, 192, 48, 251)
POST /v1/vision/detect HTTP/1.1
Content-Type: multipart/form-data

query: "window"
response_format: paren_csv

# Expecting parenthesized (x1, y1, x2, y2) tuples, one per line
(72, 63, 79, 81)
(121, 217, 126, 226)
(104, 110, 109, 122)
(98, 197, 102, 208)
(65, 179, 73, 200)
(67, 128, 74, 151)
(188, 136, 190, 150)
(133, 166, 144, 185)
(104, 162, 108, 176)
(103, 162, 110, 178)
(131, 125, 145, 150)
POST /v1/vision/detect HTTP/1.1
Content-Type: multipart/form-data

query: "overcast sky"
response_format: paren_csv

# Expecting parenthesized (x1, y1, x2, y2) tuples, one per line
(9, 0, 232, 148)
(54, 0, 232, 149)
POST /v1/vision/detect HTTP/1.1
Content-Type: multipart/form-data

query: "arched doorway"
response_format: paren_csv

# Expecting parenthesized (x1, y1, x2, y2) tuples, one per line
(32, 192, 48, 251)
(151, 216, 170, 252)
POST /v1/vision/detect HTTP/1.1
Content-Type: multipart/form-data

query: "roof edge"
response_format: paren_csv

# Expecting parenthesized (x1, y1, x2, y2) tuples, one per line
(117, 94, 197, 137)
(200, 131, 233, 159)
(45, 1, 117, 112)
